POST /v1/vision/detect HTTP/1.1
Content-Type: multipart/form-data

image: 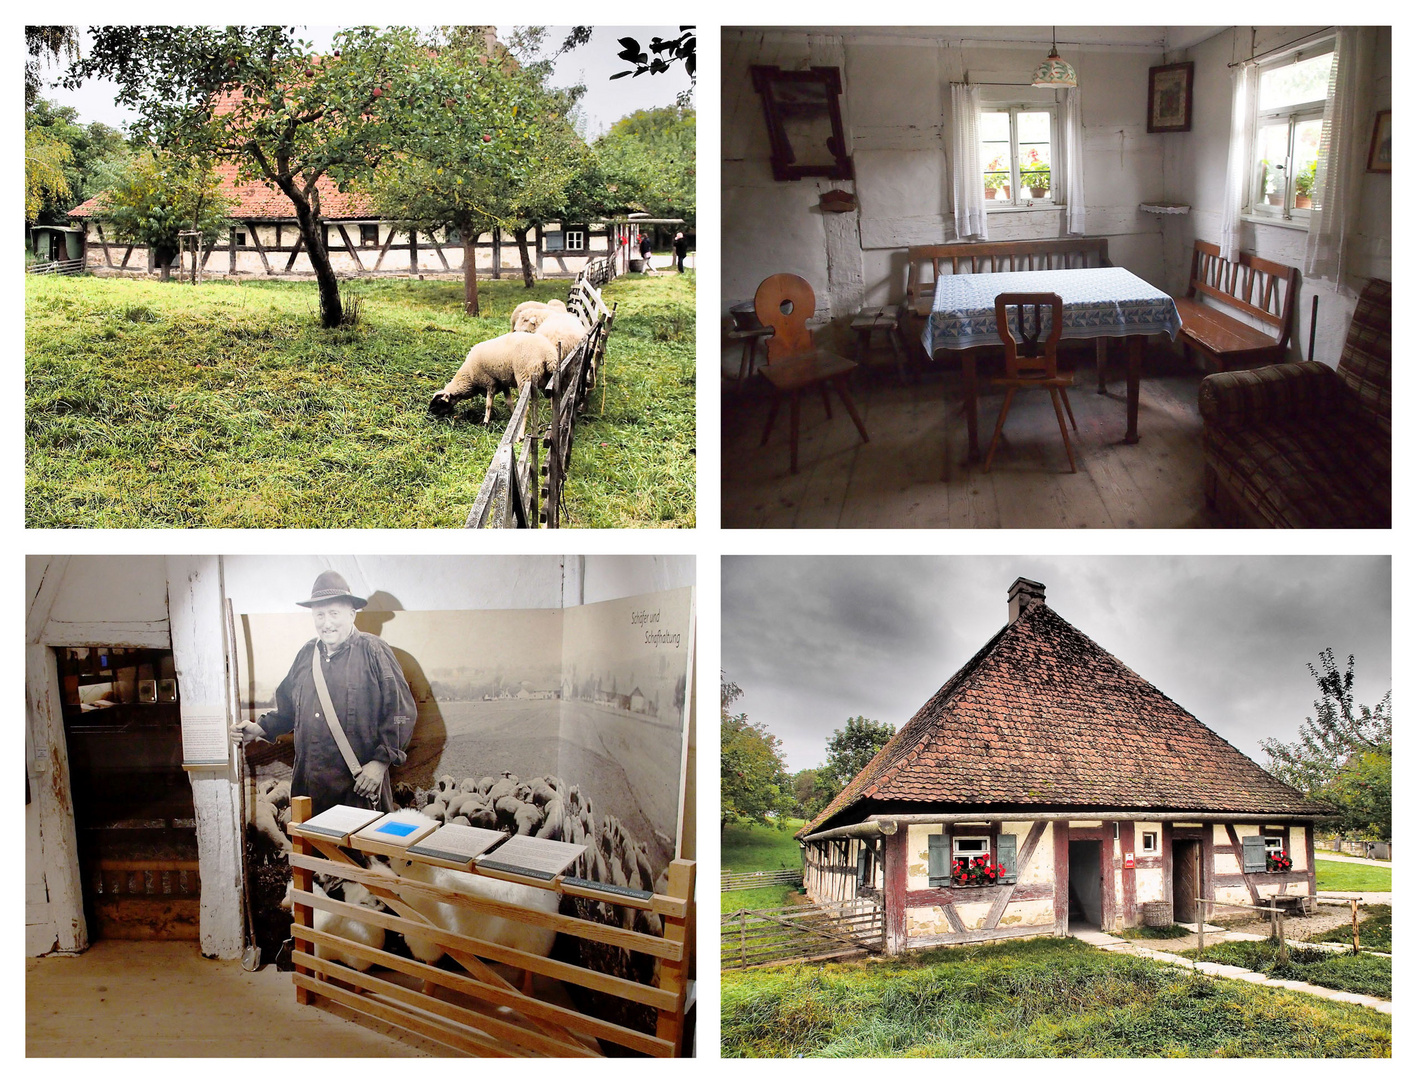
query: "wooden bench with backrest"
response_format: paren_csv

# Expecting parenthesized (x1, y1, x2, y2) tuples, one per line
(1174, 241, 1298, 371)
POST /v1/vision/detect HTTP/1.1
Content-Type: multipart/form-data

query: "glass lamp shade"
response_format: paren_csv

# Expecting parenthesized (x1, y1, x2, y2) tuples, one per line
(1032, 47, 1077, 88)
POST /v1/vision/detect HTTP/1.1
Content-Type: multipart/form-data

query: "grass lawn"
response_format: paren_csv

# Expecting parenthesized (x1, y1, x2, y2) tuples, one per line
(1180, 939, 1391, 1000)
(25, 272, 695, 527)
(1118, 923, 1192, 940)
(722, 937, 1391, 1057)
(1311, 904, 1392, 951)
(1314, 860, 1391, 892)
(721, 819, 805, 913)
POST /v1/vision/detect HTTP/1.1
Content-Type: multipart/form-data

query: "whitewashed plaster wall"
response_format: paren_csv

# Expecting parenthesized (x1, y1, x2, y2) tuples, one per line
(26, 555, 696, 956)
(1162, 26, 1391, 365)
(723, 29, 1170, 318)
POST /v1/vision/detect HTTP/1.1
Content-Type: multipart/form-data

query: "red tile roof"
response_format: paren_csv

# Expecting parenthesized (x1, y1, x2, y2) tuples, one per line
(800, 594, 1326, 837)
(70, 161, 375, 222)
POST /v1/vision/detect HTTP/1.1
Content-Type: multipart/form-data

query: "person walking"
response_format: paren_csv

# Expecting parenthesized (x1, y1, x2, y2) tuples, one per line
(673, 231, 689, 273)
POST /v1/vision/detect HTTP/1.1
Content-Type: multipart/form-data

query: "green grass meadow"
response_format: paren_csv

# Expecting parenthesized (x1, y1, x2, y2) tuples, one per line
(25, 271, 695, 527)
(721, 937, 1391, 1057)
(1311, 904, 1392, 951)
(1180, 939, 1391, 1000)
(1314, 859, 1391, 892)
(721, 819, 805, 913)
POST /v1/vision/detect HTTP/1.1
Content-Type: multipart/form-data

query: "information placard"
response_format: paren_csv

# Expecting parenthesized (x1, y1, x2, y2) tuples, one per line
(408, 824, 507, 868)
(180, 709, 230, 767)
(297, 804, 385, 842)
(478, 834, 586, 878)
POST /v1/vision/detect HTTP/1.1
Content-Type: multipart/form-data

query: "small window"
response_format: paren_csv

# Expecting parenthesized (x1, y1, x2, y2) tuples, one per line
(1141, 831, 1159, 854)
(1264, 835, 1285, 856)
(359, 224, 379, 247)
(952, 836, 990, 859)
(1248, 43, 1333, 220)
(981, 105, 1058, 209)
(235, 231, 246, 247)
(565, 229, 586, 252)
(543, 230, 565, 253)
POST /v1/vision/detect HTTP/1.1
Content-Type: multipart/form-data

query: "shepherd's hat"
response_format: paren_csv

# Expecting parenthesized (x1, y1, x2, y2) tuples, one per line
(297, 571, 367, 610)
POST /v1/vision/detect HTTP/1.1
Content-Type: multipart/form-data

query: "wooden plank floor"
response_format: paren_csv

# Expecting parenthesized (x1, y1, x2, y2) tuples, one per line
(722, 342, 1224, 529)
(26, 939, 442, 1056)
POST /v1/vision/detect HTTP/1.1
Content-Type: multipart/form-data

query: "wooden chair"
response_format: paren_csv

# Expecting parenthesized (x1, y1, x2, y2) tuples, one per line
(984, 292, 1077, 473)
(754, 273, 869, 474)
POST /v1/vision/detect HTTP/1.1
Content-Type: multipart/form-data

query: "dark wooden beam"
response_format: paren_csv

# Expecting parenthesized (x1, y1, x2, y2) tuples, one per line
(909, 924, 1053, 949)
(1052, 821, 1070, 936)
(372, 226, 396, 271)
(883, 827, 907, 955)
(1304, 824, 1316, 897)
(1100, 822, 1116, 930)
(429, 232, 450, 271)
(1203, 823, 1217, 910)
(409, 228, 418, 274)
(1224, 824, 1262, 905)
(284, 232, 305, 272)
(94, 222, 114, 268)
(1120, 821, 1137, 928)
(248, 224, 273, 275)
(906, 881, 1054, 909)
(229, 226, 237, 275)
(334, 223, 365, 273)
(119, 245, 133, 268)
(1161, 822, 1174, 912)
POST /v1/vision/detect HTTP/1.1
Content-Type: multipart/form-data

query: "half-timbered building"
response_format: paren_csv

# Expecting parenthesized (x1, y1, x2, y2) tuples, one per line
(797, 577, 1327, 954)
(66, 163, 652, 281)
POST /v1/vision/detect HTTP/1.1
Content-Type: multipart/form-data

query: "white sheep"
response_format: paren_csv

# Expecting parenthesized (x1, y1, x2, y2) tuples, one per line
(428, 332, 560, 423)
(385, 857, 559, 982)
(510, 298, 567, 333)
(311, 880, 387, 972)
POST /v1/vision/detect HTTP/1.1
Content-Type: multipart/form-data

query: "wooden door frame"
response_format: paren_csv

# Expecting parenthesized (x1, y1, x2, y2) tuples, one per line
(1170, 826, 1207, 922)
(1066, 824, 1115, 930)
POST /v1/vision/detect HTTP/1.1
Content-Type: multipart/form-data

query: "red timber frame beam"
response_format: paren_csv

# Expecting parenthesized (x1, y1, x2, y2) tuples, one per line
(883, 826, 908, 955)
(1052, 821, 1070, 936)
(1119, 821, 1137, 928)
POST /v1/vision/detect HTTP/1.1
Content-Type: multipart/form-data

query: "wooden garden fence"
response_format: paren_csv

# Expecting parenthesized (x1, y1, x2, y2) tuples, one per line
(721, 897, 883, 970)
(721, 868, 802, 892)
(27, 257, 86, 276)
(466, 273, 616, 528)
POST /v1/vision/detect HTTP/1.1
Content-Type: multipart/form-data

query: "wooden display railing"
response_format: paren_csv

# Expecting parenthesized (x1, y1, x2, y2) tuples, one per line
(287, 796, 695, 1057)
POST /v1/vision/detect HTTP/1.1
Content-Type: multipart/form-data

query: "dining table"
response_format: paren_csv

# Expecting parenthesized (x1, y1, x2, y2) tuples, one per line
(918, 266, 1183, 459)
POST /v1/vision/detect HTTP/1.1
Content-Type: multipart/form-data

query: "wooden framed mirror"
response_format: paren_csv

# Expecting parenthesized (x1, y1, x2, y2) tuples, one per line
(750, 65, 854, 182)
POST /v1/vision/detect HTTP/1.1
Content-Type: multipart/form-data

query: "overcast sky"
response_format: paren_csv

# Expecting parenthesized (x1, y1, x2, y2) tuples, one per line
(722, 557, 1391, 775)
(36, 25, 692, 139)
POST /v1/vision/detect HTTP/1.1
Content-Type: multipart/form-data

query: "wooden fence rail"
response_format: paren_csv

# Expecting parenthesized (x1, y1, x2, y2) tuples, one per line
(288, 796, 695, 1057)
(467, 272, 615, 528)
(721, 869, 802, 892)
(721, 898, 883, 970)
(27, 257, 86, 276)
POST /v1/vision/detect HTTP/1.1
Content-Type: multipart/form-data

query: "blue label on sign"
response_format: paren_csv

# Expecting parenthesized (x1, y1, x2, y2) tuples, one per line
(376, 821, 419, 837)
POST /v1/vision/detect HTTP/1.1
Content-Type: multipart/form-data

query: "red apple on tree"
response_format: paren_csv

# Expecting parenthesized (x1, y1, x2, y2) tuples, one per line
(482, 134, 492, 142)
(372, 86, 383, 99)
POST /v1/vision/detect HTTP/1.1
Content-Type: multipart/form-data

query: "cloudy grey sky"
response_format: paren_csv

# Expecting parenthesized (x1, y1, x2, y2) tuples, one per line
(36, 26, 692, 139)
(722, 557, 1391, 774)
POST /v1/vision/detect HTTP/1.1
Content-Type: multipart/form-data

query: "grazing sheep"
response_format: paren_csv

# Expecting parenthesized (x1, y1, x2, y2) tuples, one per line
(385, 858, 559, 974)
(487, 775, 520, 802)
(428, 332, 559, 424)
(510, 298, 567, 333)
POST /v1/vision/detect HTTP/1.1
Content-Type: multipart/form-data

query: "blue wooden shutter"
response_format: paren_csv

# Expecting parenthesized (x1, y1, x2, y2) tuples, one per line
(997, 832, 1018, 884)
(1242, 834, 1266, 874)
(928, 832, 949, 887)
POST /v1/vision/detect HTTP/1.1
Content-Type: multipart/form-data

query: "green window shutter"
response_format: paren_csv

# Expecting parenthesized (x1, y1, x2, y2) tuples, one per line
(857, 848, 869, 886)
(997, 832, 1018, 884)
(928, 832, 949, 887)
(1242, 834, 1266, 874)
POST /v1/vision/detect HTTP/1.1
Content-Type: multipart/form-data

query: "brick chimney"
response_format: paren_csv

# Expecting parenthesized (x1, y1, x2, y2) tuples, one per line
(1008, 577, 1046, 623)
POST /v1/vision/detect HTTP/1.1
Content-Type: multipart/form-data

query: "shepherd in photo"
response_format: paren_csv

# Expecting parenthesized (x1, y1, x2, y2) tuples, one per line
(230, 571, 416, 815)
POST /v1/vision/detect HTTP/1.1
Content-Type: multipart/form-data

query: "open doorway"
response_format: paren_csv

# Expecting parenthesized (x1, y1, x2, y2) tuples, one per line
(55, 646, 199, 941)
(1067, 840, 1103, 929)
(1173, 838, 1201, 923)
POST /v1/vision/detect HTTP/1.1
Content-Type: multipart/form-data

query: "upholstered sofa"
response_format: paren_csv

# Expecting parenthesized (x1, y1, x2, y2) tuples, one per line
(1198, 278, 1390, 528)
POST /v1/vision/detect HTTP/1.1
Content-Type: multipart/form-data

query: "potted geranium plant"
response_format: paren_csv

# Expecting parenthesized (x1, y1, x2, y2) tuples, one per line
(952, 855, 1007, 886)
(1295, 160, 1317, 209)
(1266, 848, 1293, 873)
(1020, 149, 1049, 198)
(984, 155, 1009, 200)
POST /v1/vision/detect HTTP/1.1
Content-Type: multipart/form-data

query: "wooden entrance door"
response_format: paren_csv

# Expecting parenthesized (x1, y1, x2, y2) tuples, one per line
(1173, 839, 1199, 922)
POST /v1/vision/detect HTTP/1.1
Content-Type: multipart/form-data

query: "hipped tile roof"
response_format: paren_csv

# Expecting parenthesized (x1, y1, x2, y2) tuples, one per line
(800, 594, 1325, 838)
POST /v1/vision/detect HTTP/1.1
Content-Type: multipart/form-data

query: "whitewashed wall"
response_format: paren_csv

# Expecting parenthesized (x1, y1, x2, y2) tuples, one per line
(26, 555, 696, 956)
(723, 29, 1169, 319)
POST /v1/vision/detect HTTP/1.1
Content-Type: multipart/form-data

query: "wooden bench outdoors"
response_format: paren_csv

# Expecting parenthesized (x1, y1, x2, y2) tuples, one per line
(1174, 241, 1297, 371)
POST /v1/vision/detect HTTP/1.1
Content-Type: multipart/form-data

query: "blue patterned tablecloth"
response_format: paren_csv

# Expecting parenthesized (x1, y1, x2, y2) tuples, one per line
(923, 267, 1182, 355)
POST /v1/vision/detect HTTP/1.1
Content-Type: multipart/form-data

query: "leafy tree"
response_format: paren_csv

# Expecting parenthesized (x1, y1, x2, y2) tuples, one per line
(612, 28, 695, 86)
(595, 107, 695, 224)
(26, 25, 79, 107)
(808, 716, 896, 816)
(791, 768, 820, 816)
(26, 99, 132, 225)
(94, 151, 235, 280)
(721, 677, 795, 833)
(68, 26, 535, 327)
(1260, 649, 1391, 840)
(25, 127, 72, 225)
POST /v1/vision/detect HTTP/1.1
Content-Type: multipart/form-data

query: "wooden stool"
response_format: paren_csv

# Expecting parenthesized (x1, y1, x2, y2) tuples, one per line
(850, 305, 909, 381)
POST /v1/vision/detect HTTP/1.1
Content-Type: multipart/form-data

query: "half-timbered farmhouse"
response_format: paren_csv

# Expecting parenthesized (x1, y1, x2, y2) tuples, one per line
(797, 577, 1327, 954)
(67, 164, 662, 281)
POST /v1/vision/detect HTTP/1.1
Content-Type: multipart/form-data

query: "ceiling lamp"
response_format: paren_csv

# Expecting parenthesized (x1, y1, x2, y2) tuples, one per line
(1032, 28, 1078, 88)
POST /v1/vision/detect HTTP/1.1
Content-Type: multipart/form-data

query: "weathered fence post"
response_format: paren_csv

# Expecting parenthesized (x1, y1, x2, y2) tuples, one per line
(1352, 898, 1360, 955)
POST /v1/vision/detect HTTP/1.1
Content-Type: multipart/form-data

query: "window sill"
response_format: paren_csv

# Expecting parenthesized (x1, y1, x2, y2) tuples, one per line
(1242, 213, 1311, 233)
(986, 203, 1061, 214)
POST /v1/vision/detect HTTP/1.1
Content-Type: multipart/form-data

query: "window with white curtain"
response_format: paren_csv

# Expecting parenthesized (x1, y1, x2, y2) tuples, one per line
(980, 104, 1060, 209)
(1248, 41, 1334, 221)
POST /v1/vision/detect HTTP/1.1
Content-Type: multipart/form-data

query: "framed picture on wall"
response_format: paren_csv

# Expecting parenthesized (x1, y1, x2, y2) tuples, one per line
(1367, 110, 1391, 173)
(1147, 62, 1194, 134)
